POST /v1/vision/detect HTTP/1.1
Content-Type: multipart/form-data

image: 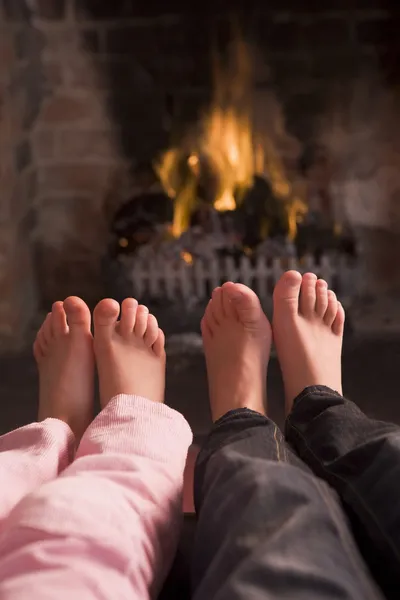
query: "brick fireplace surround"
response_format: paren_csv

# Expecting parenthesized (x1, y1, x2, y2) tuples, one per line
(1, 0, 400, 351)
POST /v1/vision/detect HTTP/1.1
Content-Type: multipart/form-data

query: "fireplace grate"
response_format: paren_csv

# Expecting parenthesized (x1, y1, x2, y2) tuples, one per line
(125, 253, 358, 304)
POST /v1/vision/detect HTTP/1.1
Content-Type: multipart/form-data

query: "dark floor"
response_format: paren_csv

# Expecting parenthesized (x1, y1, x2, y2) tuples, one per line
(1, 335, 400, 437)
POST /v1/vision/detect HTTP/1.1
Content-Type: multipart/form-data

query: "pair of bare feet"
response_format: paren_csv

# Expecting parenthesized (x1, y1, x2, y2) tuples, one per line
(34, 298, 165, 442)
(202, 270, 344, 421)
(34, 271, 344, 440)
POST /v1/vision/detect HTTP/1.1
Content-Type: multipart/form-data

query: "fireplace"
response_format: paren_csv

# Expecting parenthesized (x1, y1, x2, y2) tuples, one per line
(1, 0, 400, 349)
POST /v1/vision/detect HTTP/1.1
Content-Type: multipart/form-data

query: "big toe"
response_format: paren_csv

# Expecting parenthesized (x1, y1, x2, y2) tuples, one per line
(64, 297, 91, 332)
(222, 282, 264, 327)
(273, 270, 302, 315)
(93, 298, 120, 337)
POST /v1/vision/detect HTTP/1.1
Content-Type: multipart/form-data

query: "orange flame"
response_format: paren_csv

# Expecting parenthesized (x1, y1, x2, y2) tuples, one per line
(181, 251, 193, 265)
(155, 35, 307, 240)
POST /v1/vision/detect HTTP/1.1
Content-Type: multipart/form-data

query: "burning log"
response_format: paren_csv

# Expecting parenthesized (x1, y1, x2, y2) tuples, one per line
(237, 175, 288, 248)
(109, 191, 173, 256)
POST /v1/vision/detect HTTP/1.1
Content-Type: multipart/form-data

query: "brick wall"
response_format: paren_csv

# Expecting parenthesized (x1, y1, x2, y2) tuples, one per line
(31, 1, 124, 306)
(0, 0, 42, 350)
(70, 0, 398, 136)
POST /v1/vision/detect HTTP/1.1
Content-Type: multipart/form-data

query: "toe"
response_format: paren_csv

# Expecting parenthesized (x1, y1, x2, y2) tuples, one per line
(221, 282, 236, 318)
(324, 290, 338, 327)
(120, 298, 138, 336)
(64, 297, 91, 332)
(153, 328, 166, 358)
(51, 301, 68, 336)
(204, 299, 219, 332)
(223, 283, 263, 328)
(273, 270, 302, 315)
(211, 287, 224, 323)
(299, 273, 317, 318)
(93, 298, 120, 336)
(133, 305, 149, 338)
(35, 324, 48, 357)
(42, 313, 53, 345)
(143, 314, 159, 347)
(33, 336, 43, 361)
(201, 314, 213, 339)
(315, 279, 329, 318)
(332, 301, 345, 336)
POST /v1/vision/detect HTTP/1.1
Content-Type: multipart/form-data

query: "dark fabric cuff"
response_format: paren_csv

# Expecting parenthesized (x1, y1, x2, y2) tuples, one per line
(213, 407, 267, 428)
(292, 385, 342, 411)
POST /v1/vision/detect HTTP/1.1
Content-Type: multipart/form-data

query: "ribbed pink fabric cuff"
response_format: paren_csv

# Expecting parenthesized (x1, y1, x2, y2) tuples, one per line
(0, 418, 74, 475)
(77, 395, 193, 471)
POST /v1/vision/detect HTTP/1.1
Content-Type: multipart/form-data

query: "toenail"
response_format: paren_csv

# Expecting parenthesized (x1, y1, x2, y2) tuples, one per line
(230, 290, 243, 301)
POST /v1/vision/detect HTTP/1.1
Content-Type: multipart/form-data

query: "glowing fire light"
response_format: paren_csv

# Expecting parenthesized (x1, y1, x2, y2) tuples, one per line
(187, 154, 199, 168)
(214, 190, 236, 212)
(181, 251, 193, 265)
(155, 36, 307, 241)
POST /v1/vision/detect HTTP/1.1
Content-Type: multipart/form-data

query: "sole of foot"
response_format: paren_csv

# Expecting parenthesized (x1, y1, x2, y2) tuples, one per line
(93, 298, 166, 409)
(201, 282, 272, 422)
(273, 270, 345, 415)
(33, 297, 95, 443)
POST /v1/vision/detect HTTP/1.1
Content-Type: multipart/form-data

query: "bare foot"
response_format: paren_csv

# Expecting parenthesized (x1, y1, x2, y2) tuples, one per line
(273, 271, 345, 414)
(93, 298, 166, 408)
(33, 297, 95, 442)
(201, 282, 272, 422)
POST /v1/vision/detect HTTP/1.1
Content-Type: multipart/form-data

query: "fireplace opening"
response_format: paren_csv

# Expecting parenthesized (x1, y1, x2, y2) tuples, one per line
(104, 25, 358, 305)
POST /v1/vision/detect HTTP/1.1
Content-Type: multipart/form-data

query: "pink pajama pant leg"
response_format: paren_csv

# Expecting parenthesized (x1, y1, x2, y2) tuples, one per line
(0, 395, 193, 600)
(0, 419, 74, 524)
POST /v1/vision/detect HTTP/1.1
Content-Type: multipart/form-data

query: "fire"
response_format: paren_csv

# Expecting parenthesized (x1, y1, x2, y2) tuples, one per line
(180, 251, 193, 265)
(187, 154, 199, 168)
(259, 140, 308, 240)
(155, 35, 307, 241)
(214, 190, 236, 212)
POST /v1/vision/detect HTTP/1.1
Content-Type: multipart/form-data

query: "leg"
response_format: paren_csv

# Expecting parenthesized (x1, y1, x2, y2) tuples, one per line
(273, 271, 400, 597)
(0, 299, 94, 524)
(0, 299, 192, 600)
(193, 283, 382, 600)
(286, 387, 400, 599)
(0, 420, 73, 524)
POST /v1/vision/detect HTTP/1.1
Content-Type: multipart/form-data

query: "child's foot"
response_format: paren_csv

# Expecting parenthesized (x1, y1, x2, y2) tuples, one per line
(33, 297, 95, 442)
(93, 298, 166, 408)
(201, 282, 271, 422)
(273, 271, 345, 414)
